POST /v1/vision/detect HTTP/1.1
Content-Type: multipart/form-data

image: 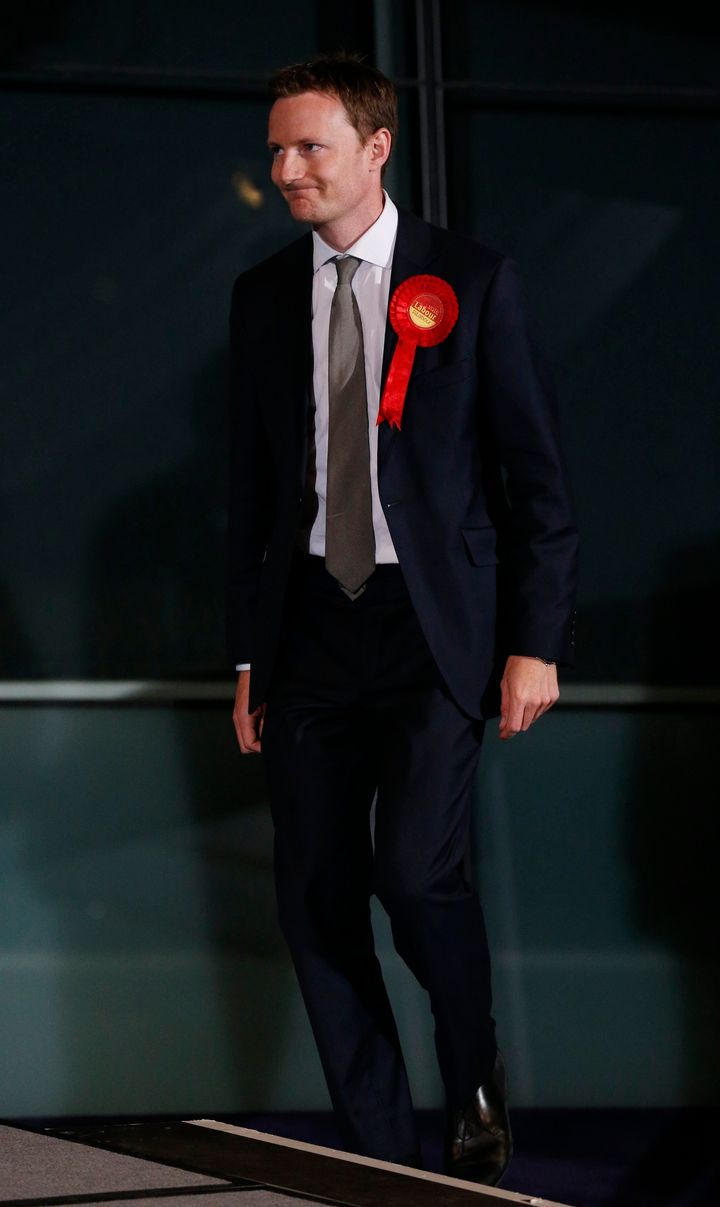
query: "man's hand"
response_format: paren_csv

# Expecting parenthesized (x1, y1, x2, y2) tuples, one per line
(233, 670, 266, 754)
(499, 655, 559, 741)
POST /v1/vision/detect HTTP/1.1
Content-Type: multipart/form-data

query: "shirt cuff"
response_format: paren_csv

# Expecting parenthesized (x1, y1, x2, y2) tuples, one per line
(236, 663, 251, 672)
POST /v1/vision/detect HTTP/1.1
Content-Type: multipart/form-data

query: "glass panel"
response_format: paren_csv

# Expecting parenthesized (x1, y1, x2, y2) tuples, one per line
(1, 705, 713, 1110)
(1, 0, 377, 76)
(446, 104, 720, 683)
(441, 0, 720, 88)
(1, 0, 418, 79)
(386, 87, 422, 213)
(374, 0, 418, 81)
(1, 89, 419, 678)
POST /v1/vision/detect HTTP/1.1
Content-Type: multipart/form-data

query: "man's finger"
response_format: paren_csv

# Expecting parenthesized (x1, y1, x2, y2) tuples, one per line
(499, 701, 524, 739)
(530, 689, 559, 727)
(500, 656, 560, 739)
(238, 717, 261, 754)
(232, 670, 264, 754)
(233, 706, 262, 754)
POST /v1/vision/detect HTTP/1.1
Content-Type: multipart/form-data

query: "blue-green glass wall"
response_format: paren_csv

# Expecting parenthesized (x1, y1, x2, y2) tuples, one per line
(1, 706, 717, 1114)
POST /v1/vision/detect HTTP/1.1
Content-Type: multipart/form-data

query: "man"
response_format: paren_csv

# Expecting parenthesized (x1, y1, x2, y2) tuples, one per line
(228, 54, 578, 1184)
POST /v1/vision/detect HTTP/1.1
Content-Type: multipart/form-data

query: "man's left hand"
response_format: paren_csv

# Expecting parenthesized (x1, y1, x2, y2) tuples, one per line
(499, 655, 559, 740)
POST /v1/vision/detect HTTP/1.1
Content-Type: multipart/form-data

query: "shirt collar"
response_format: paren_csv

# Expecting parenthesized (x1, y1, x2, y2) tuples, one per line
(312, 190, 398, 274)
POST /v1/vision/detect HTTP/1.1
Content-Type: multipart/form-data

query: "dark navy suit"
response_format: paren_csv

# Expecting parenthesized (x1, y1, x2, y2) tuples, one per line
(227, 207, 578, 1162)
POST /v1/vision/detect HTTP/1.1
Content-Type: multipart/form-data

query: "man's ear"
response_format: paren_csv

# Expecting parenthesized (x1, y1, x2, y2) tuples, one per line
(368, 127, 392, 173)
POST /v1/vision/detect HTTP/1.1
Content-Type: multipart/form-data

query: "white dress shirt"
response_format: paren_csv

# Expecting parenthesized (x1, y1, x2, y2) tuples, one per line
(236, 191, 399, 671)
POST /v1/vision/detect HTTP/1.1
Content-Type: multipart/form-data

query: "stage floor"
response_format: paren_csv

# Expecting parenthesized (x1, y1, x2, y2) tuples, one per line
(3, 1109, 719, 1207)
(0, 1118, 569, 1207)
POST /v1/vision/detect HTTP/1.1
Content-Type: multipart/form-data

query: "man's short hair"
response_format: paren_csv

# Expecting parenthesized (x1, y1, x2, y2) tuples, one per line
(269, 53, 398, 176)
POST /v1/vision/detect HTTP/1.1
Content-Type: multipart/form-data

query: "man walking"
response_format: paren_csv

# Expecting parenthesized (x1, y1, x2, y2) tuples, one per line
(228, 54, 578, 1184)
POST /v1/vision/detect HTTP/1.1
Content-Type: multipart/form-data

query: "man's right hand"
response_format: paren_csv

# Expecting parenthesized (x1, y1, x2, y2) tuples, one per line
(233, 670, 266, 754)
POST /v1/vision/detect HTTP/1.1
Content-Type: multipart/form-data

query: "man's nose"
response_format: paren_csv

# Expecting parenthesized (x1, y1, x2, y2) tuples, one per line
(276, 151, 303, 185)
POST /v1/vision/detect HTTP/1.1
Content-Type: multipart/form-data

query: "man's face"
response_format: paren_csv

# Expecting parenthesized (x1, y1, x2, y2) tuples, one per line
(268, 91, 379, 227)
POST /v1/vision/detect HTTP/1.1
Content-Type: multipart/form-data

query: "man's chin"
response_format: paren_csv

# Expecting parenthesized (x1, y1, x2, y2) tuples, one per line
(286, 192, 323, 222)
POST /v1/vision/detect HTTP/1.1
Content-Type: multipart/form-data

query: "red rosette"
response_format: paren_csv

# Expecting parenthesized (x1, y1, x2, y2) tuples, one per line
(377, 274, 459, 429)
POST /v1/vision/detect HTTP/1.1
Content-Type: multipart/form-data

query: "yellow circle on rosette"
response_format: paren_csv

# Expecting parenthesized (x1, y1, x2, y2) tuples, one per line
(408, 292, 444, 330)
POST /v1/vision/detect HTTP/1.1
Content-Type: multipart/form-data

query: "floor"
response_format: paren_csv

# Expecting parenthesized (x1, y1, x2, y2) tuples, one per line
(217, 1109, 720, 1207)
(0, 1118, 554, 1207)
(4, 1109, 719, 1207)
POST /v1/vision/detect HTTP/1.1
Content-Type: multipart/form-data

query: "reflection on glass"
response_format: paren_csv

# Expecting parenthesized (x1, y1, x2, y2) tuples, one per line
(447, 104, 720, 683)
(232, 172, 264, 209)
(3, 78, 420, 679)
(441, 0, 720, 88)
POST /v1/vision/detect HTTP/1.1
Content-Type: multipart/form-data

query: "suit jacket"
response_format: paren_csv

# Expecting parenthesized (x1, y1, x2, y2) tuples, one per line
(226, 207, 578, 718)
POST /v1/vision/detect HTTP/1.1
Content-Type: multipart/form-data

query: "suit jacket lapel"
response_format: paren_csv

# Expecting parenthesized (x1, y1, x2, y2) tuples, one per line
(277, 233, 314, 490)
(378, 207, 437, 466)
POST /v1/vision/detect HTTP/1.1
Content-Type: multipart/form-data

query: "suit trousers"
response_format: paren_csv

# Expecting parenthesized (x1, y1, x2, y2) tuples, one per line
(261, 550, 497, 1164)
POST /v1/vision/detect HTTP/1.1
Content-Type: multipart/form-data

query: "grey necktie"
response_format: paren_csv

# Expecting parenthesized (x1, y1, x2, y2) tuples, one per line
(325, 255, 376, 598)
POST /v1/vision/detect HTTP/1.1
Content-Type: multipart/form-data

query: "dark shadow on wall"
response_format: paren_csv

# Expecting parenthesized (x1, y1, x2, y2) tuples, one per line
(626, 541, 720, 1108)
(78, 347, 296, 1110)
(85, 349, 229, 679)
(0, 1, 76, 68)
(0, 577, 39, 677)
(574, 569, 720, 686)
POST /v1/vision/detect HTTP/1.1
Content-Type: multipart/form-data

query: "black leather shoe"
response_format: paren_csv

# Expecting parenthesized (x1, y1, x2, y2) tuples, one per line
(444, 1049, 513, 1185)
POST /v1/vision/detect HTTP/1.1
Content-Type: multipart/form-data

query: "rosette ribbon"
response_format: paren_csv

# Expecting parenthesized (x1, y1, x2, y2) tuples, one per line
(377, 274, 459, 429)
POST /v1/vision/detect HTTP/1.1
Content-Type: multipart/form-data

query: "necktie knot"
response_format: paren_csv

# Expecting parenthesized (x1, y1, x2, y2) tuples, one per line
(334, 255, 362, 287)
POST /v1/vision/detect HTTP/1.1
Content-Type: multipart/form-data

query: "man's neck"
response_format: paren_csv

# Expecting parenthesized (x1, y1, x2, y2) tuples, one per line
(314, 190, 385, 253)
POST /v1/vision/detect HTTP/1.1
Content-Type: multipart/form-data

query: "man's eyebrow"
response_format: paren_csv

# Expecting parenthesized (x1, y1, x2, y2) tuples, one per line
(266, 136, 325, 147)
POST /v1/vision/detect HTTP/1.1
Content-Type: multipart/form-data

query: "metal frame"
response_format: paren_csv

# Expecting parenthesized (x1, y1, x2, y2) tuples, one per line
(415, 0, 448, 225)
(1, 681, 718, 707)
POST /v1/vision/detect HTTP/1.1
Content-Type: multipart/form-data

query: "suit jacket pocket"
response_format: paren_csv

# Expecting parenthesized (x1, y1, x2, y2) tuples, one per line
(462, 525, 498, 567)
(410, 355, 475, 396)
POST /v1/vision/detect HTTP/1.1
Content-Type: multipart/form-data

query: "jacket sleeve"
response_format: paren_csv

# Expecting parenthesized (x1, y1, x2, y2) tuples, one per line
(225, 277, 274, 667)
(478, 258, 579, 664)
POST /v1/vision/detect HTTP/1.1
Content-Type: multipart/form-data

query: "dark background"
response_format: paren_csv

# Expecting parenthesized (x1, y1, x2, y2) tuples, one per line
(3, 0, 719, 685)
(1, 3, 720, 1155)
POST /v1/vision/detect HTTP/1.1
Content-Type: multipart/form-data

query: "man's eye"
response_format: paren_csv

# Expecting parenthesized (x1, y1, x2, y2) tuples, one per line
(304, 143, 322, 152)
